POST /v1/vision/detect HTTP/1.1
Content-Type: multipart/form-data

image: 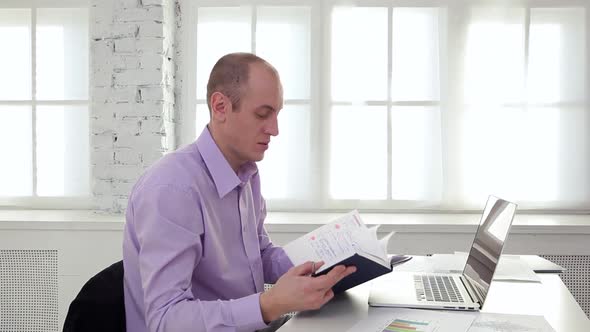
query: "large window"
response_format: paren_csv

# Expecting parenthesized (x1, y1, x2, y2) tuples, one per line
(188, 0, 589, 212)
(0, 1, 90, 207)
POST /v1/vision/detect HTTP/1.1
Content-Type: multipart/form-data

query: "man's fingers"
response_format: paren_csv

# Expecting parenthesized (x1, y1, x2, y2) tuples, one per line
(289, 261, 325, 276)
(313, 261, 325, 273)
(326, 265, 356, 281)
(341, 265, 357, 276)
(288, 261, 313, 276)
(310, 265, 356, 290)
(325, 289, 335, 301)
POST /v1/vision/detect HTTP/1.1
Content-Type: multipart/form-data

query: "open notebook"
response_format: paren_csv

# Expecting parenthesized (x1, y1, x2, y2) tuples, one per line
(283, 210, 400, 293)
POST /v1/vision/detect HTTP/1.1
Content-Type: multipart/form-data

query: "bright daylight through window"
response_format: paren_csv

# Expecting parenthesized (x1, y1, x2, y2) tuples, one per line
(192, 2, 588, 212)
(0, 6, 89, 202)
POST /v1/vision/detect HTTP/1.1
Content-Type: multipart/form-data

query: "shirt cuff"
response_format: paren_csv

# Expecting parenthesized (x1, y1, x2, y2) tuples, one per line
(276, 248, 295, 273)
(230, 293, 268, 331)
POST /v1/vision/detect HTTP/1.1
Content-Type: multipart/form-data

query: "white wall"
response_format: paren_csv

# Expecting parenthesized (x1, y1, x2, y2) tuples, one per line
(2, 211, 590, 330)
(90, 0, 177, 213)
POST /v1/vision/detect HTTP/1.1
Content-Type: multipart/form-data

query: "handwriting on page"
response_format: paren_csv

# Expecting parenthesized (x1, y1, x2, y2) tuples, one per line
(309, 226, 358, 265)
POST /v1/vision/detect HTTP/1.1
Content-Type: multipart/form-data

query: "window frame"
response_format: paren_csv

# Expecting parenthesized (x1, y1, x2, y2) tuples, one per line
(0, 0, 91, 209)
(181, 0, 324, 209)
(183, 0, 590, 213)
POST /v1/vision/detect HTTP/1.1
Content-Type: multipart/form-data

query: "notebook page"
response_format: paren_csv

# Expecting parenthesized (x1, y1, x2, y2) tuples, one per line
(284, 211, 365, 272)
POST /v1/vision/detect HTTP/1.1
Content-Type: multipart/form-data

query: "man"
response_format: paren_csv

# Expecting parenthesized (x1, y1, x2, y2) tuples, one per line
(122, 53, 356, 332)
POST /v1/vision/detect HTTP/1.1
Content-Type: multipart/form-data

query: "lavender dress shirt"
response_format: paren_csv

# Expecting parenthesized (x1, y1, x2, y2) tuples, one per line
(122, 127, 294, 332)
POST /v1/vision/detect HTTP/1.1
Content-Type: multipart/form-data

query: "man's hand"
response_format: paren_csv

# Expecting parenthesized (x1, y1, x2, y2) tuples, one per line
(259, 261, 356, 323)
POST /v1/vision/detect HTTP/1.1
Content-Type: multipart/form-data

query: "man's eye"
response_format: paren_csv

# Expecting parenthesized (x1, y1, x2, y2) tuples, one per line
(256, 113, 268, 119)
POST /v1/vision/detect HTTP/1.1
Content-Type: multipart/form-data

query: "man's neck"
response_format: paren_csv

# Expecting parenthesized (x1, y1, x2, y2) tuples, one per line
(207, 124, 242, 173)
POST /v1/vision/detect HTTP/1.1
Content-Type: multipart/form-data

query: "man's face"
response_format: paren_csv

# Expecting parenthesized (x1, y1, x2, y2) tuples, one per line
(223, 63, 283, 167)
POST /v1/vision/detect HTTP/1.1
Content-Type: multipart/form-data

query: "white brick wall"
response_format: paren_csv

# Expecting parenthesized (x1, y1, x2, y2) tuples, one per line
(173, 0, 190, 145)
(90, 0, 177, 213)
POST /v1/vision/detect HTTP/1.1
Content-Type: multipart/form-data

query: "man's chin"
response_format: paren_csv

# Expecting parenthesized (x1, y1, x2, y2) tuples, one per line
(252, 152, 265, 162)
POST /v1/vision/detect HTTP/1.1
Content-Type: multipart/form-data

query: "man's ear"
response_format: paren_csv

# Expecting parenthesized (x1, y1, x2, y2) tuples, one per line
(210, 92, 232, 122)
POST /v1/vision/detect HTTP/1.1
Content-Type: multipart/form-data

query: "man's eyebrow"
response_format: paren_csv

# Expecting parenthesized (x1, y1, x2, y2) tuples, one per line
(257, 105, 276, 113)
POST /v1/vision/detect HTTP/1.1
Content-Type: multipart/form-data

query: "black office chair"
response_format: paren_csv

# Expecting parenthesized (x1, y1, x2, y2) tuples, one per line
(63, 260, 126, 332)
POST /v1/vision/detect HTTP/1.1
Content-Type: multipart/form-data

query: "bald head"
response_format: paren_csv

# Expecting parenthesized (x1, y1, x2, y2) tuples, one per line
(206, 52, 279, 113)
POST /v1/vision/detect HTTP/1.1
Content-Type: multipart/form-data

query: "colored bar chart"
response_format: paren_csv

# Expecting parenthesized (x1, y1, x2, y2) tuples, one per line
(383, 318, 431, 332)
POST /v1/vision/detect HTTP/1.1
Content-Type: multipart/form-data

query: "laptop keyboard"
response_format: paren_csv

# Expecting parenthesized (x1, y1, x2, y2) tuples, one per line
(414, 275, 464, 303)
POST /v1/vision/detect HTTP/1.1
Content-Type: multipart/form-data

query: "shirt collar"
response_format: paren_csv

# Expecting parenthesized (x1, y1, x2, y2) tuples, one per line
(196, 126, 259, 198)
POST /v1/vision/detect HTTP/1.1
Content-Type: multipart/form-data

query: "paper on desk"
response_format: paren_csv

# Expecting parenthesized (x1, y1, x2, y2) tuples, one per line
(346, 307, 475, 332)
(430, 253, 541, 282)
(508, 255, 565, 273)
(495, 257, 541, 282)
(467, 313, 555, 332)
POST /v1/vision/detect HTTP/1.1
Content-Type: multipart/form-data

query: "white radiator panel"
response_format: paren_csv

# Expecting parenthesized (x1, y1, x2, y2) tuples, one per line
(0, 250, 58, 332)
(542, 255, 590, 319)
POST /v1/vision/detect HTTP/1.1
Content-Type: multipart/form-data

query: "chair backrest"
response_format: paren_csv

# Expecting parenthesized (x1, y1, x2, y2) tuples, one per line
(62, 261, 126, 332)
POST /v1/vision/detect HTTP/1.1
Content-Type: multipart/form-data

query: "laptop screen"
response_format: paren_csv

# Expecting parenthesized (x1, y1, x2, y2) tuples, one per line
(462, 196, 517, 305)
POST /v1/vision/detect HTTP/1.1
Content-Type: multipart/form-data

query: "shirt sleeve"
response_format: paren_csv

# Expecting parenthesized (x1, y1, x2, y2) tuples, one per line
(132, 184, 269, 332)
(257, 198, 295, 284)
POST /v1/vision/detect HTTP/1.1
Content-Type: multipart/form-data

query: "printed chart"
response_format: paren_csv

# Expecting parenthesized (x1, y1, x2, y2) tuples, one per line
(346, 308, 475, 332)
(382, 318, 435, 332)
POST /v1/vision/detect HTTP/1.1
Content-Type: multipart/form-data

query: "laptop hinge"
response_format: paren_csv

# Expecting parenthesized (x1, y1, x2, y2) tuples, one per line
(460, 275, 483, 306)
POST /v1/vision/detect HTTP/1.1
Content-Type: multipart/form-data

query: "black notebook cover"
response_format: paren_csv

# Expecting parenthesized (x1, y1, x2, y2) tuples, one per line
(314, 254, 392, 294)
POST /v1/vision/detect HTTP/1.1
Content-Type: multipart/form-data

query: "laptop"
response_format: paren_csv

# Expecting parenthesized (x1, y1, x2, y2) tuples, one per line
(368, 195, 517, 311)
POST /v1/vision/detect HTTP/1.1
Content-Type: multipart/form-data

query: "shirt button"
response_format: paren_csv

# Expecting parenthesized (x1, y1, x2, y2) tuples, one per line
(243, 225, 247, 232)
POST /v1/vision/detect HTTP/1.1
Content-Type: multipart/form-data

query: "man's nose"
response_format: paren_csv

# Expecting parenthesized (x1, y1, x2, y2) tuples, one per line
(266, 115, 279, 136)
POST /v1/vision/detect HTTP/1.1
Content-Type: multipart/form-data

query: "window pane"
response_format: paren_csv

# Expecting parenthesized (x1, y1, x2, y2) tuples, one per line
(459, 107, 560, 205)
(258, 105, 310, 200)
(330, 106, 387, 199)
(0, 106, 32, 196)
(391, 107, 442, 201)
(195, 103, 210, 137)
(0, 9, 31, 100)
(464, 8, 525, 104)
(392, 8, 440, 101)
(528, 8, 585, 103)
(257, 6, 311, 100)
(37, 105, 90, 196)
(331, 7, 388, 101)
(556, 107, 589, 203)
(36, 8, 89, 100)
(196, 7, 251, 100)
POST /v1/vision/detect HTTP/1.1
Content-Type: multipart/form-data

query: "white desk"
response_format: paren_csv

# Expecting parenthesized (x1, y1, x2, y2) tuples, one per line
(279, 262, 590, 332)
